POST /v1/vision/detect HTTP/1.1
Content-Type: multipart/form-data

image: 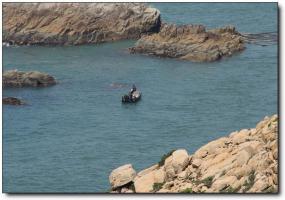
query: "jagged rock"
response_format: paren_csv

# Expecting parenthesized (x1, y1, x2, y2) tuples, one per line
(109, 164, 136, 189)
(3, 3, 161, 45)
(3, 97, 24, 105)
(129, 23, 245, 62)
(3, 70, 56, 87)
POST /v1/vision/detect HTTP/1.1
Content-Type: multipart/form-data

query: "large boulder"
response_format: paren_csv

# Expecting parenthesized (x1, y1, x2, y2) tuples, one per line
(129, 24, 245, 62)
(164, 149, 189, 181)
(109, 164, 136, 189)
(3, 70, 56, 87)
(134, 165, 165, 193)
(3, 3, 161, 45)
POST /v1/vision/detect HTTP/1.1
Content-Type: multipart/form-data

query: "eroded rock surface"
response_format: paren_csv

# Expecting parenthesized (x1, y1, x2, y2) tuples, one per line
(129, 24, 245, 62)
(3, 70, 56, 87)
(109, 115, 278, 193)
(3, 3, 161, 45)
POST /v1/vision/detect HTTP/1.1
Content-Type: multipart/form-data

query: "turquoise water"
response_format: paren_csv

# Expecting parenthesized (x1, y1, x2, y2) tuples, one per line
(3, 3, 277, 193)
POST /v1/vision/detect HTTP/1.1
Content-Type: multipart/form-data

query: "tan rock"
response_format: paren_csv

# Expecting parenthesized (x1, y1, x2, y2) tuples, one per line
(130, 24, 245, 62)
(231, 129, 250, 144)
(211, 176, 237, 191)
(3, 3, 161, 45)
(172, 149, 190, 173)
(192, 158, 202, 168)
(249, 179, 269, 192)
(137, 164, 158, 177)
(235, 149, 252, 166)
(109, 164, 136, 189)
(134, 171, 155, 193)
(165, 149, 189, 181)
(154, 168, 165, 183)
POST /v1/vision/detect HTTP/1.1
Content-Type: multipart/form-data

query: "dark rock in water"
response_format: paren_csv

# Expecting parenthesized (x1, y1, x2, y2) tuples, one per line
(129, 24, 245, 62)
(3, 70, 56, 88)
(3, 97, 24, 105)
(3, 3, 161, 45)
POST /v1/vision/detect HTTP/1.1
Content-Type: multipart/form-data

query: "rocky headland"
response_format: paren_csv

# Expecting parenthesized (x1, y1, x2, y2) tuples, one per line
(109, 114, 278, 193)
(129, 24, 245, 62)
(3, 3, 160, 45)
(3, 70, 56, 88)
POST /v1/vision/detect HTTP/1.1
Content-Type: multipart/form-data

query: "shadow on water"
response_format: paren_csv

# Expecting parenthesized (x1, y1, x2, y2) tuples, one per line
(241, 32, 278, 46)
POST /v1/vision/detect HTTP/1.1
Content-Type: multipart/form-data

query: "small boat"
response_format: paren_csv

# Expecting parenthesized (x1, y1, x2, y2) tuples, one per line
(122, 91, 142, 103)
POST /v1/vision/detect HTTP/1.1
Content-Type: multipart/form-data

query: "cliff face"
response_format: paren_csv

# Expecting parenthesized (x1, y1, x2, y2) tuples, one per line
(129, 24, 245, 62)
(3, 3, 161, 45)
(109, 114, 278, 193)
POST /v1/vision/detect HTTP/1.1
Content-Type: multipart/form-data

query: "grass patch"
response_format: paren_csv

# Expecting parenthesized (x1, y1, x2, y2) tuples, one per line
(242, 170, 255, 192)
(201, 176, 214, 188)
(158, 150, 175, 167)
(192, 176, 214, 188)
(220, 185, 241, 193)
(180, 188, 194, 193)
(152, 182, 164, 192)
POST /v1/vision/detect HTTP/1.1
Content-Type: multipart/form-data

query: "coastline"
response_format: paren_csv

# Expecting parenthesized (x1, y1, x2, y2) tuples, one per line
(109, 114, 278, 193)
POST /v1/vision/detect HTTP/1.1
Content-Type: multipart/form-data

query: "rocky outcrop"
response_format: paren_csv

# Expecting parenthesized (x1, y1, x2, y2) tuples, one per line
(3, 70, 56, 87)
(3, 97, 25, 105)
(129, 24, 245, 62)
(3, 3, 161, 45)
(109, 164, 136, 192)
(109, 114, 278, 193)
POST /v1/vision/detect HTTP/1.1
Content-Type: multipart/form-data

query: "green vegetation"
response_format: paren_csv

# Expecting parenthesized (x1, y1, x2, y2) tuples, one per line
(192, 176, 214, 188)
(201, 176, 214, 188)
(152, 182, 164, 192)
(180, 188, 194, 193)
(158, 150, 176, 166)
(242, 170, 255, 192)
(220, 185, 241, 193)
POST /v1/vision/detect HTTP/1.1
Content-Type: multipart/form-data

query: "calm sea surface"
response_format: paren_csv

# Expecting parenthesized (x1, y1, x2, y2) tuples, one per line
(3, 3, 278, 192)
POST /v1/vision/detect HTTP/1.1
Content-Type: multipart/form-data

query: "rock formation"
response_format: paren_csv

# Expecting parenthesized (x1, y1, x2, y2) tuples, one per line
(3, 70, 56, 87)
(109, 114, 278, 193)
(3, 97, 25, 105)
(129, 24, 245, 62)
(3, 3, 161, 45)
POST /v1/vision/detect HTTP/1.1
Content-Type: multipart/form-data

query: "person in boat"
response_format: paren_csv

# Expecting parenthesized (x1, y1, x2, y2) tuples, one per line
(129, 84, 137, 96)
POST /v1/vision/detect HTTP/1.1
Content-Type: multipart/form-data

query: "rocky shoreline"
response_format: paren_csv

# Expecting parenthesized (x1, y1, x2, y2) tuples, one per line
(3, 3, 247, 62)
(109, 114, 278, 193)
(3, 3, 160, 46)
(129, 24, 245, 62)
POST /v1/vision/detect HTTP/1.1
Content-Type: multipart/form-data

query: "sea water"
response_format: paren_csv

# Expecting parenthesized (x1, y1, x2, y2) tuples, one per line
(3, 3, 278, 192)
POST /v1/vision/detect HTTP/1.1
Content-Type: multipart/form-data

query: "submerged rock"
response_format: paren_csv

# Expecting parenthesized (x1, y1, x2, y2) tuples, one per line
(3, 97, 24, 105)
(129, 24, 245, 62)
(3, 3, 161, 45)
(3, 70, 56, 87)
